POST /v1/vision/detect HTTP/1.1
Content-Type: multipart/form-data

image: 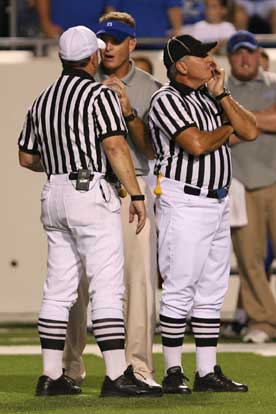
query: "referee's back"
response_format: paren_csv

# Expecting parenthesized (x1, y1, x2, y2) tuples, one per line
(18, 68, 126, 177)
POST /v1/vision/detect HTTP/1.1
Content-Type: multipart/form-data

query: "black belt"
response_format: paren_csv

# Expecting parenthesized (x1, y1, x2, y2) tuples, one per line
(68, 172, 94, 181)
(184, 185, 229, 200)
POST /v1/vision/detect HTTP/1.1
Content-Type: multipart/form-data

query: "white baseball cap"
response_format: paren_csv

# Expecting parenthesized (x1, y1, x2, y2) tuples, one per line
(59, 25, 106, 61)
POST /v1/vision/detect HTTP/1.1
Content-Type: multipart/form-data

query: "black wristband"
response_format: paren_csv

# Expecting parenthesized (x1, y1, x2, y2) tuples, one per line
(131, 194, 145, 201)
(215, 88, 231, 102)
(124, 108, 138, 123)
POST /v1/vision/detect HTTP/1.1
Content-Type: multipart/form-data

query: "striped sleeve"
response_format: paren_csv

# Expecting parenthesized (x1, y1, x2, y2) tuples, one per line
(93, 87, 127, 140)
(151, 92, 197, 140)
(18, 109, 40, 154)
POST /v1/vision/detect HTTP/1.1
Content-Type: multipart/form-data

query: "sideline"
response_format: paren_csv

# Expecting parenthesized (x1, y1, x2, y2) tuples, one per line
(0, 343, 275, 356)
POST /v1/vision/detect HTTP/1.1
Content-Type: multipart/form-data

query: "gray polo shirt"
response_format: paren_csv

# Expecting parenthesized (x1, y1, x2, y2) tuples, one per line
(227, 69, 276, 190)
(95, 60, 161, 176)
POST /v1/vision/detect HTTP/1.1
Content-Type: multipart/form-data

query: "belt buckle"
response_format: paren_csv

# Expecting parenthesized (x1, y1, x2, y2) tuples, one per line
(216, 188, 227, 199)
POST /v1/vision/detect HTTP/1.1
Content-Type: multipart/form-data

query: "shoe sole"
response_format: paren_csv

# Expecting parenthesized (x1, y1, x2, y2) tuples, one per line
(163, 390, 192, 395)
(193, 388, 248, 393)
(35, 390, 82, 397)
(100, 391, 163, 398)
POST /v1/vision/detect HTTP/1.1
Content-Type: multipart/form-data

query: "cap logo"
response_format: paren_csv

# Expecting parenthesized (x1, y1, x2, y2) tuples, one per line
(107, 22, 113, 27)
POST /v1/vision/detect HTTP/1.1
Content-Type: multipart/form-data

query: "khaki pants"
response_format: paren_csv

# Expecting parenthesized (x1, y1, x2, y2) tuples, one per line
(63, 177, 157, 380)
(231, 183, 276, 338)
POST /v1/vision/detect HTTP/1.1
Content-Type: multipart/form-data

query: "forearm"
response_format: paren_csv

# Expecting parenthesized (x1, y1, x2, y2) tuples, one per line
(167, 7, 182, 33)
(127, 118, 155, 160)
(19, 151, 44, 172)
(252, 108, 276, 132)
(103, 138, 142, 196)
(220, 95, 257, 140)
(36, 0, 50, 25)
(177, 125, 233, 155)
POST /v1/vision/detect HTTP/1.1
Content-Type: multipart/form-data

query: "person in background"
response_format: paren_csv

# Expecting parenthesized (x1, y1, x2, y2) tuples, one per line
(233, 0, 276, 34)
(36, 0, 115, 37)
(63, 11, 163, 394)
(189, 0, 236, 52)
(227, 30, 276, 344)
(132, 55, 154, 75)
(108, 0, 183, 39)
(259, 48, 270, 71)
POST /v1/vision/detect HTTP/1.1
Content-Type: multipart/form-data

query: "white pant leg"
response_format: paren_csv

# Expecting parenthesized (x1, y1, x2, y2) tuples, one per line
(156, 178, 230, 319)
(192, 198, 231, 319)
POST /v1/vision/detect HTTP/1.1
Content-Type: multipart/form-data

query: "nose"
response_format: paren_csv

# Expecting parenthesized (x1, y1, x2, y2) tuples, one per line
(104, 40, 113, 52)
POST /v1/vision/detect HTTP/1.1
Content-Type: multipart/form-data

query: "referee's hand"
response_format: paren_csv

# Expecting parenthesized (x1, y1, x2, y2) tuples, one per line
(129, 200, 146, 234)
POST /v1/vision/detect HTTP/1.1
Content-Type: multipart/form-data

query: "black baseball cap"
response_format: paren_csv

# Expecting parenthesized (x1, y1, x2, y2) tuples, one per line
(163, 35, 217, 70)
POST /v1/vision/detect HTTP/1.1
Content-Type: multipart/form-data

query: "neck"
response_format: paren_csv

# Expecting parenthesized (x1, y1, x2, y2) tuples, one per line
(102, 60, 132, 79)
(175, 74, 205, 90)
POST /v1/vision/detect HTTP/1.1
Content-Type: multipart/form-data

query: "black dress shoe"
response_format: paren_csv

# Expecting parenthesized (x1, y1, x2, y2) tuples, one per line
(100, 365, 163, 397)
(35, 374, 82, 396)
(162, 366, 192, 394)
(193, 365, 248, 392)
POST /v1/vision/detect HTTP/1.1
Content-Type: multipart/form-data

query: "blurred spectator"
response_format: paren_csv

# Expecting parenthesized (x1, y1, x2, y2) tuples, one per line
(227, 31, 276, 343)
(189, 0, 236, 52)
(0, 0, 8, 36)
(36, 0, 115, 38)
(132, 55, 154, 74)
(182, 0, 205, 25)
(109, 0, 183, 39)
(233, 0, 276, 33)
(17, 0, 40, 37)
(259, 47, 270, 71)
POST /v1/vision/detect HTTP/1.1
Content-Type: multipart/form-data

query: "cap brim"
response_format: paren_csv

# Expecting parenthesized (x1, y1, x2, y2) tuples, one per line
(230, 42, 258, 53)
(97, 29, 129, 43)
(97, 38, 106, 49)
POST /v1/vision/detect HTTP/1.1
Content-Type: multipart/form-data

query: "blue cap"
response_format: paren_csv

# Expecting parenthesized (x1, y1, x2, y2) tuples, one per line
(227, 30, 258, 54)
(96, 20, 136, 43)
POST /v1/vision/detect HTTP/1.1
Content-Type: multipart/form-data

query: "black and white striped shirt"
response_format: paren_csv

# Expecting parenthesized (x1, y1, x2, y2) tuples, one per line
(18, 68, 127, 176)
(149, 80, 232, 190)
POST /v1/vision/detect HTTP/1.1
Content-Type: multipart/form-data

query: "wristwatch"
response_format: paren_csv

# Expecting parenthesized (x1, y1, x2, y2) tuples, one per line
(124, 108, 138, 123)
(215, 88, 231, 102)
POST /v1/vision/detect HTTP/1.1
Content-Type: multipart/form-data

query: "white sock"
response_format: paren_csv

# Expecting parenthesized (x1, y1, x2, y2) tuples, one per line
(42, 349, 63, 380)
(196, 346, 216, 377)
(163, 345, 183, 373)
(102, 349, 127, 380)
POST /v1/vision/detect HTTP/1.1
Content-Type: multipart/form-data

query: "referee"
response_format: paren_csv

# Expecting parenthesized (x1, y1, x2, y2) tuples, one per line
(149, 35, 257, 394)
(18, 26, 152, 398)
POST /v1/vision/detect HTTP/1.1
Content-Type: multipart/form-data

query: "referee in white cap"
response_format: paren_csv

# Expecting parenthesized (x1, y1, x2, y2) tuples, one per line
(18, 25, 156, 398)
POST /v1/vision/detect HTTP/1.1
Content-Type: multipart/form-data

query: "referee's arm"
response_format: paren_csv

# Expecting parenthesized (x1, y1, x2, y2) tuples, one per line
(19, 151, 44, 172)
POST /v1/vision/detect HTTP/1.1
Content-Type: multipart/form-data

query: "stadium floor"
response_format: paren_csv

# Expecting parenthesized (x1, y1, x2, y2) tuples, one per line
(0, 346, 276, 414)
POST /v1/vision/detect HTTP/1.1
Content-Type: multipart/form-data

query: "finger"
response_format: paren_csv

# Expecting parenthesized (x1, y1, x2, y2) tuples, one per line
(129, 211, 134, 224)
(136, 213, 146, 234)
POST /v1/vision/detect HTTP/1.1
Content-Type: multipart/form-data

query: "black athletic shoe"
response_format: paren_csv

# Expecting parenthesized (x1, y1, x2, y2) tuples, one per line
(162, 366, 192, 394)
(35, 374, 82, 396)
(193, 365, 248, 393)
(100, 365, 163, 397)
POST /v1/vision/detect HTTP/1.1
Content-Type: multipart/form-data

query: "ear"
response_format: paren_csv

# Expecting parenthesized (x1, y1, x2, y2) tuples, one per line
(129, 37, 137, 53)
(176, 60, 188, 75)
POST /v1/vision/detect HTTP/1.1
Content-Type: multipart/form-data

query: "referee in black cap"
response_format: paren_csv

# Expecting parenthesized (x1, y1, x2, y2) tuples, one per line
(18, 25, 154, 398)
(149, 34, 257, 394)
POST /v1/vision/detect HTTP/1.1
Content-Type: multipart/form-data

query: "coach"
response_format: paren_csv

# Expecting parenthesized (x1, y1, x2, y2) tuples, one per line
(149, 34, 257, 394)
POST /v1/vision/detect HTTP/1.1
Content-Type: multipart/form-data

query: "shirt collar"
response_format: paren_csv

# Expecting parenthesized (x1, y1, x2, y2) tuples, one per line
(228, 68, 265, 86)
(170, 78, 207, 95)
(62, 67, 95, 81)
(97, 59, 136, 85)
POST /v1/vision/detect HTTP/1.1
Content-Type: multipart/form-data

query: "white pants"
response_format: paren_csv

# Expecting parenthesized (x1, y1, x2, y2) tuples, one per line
(40, 174, 124, 322)
(156, 177, 231, 320)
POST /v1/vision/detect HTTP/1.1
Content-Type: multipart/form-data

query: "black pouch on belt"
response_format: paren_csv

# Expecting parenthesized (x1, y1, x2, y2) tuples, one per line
(76, 169, 91, 191)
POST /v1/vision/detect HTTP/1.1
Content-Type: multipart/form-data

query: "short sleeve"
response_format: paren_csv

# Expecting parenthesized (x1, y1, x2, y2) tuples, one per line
(150, 92, 196, 140)
(93, 87, 128, 140)
(17, 110, 40, 154)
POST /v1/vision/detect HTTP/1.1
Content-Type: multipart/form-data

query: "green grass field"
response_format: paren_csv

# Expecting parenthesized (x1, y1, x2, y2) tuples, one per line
(1, 353, 276, 414)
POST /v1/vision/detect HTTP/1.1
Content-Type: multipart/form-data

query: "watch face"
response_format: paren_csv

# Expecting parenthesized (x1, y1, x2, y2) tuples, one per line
(132, 108, 138, 117)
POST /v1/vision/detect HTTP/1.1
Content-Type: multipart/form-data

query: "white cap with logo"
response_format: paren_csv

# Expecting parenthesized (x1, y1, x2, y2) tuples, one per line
(59, 25, 106, 61)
